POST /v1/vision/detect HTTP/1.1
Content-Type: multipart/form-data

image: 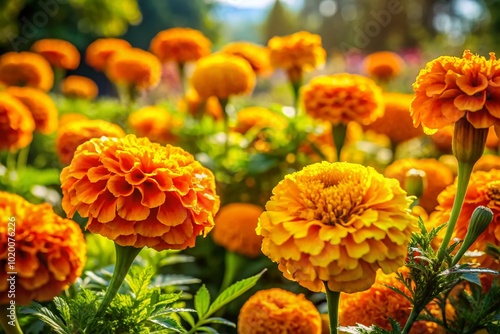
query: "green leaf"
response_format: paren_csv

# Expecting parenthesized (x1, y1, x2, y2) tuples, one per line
(247, 154, 278, 174)
(195, 285, 210, 318)
(53, 297, 71, 324)
(460, 272, 482, 286)
(197, 326, 220, 333)
(21, 302, 71, 334)
(204, 317, 236, 328)
(151, 274, 201, 288)
(148, 317, 186, 333)
(179, 311, 196, 327)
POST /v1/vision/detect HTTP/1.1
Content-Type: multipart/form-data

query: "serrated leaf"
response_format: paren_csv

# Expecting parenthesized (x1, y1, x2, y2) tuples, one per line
(159, 254, 195, 267)
(21, 303, 70, 334)
(440, 267, 500, 277)
(204, 317, 236, 327)
(195, 285, 210, 317)
(197, 326, 220, 333)
(148, 317, 185, 333)
(53, 297, 71, 324)
(151, 274, 201, 288)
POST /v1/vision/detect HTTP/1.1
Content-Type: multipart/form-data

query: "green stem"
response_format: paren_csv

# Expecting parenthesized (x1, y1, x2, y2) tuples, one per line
(16, 144, 30, 171)
(332, 123, 347, 162)
(401, 306, 421, 334)
(219, 251, 243, 293)
(218, 97, 229, 156)
(324, 282, 340, 334)
(290, 79, 302, 115)
(53, 67, 66, 93)
(0, 306, 23, 334)
(178, 62, 186, 96)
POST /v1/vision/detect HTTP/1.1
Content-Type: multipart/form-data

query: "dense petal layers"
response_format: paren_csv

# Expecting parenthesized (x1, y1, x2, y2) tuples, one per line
(0, 52, 54, 92)
(0, 92, 36, 151)
(150, 28, 211, 63)
(61, 75, 99, 100)
(31, 38, 80, 70)
(85, 38, 132, 71)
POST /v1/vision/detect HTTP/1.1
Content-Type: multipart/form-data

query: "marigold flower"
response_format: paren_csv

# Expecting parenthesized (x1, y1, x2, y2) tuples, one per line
(85, 38, 132, 71)
(6, 86, 58, 134)
(31, 38, 80, 70)
(150, 27, 211, 64)
(233, 107, 287, 134)
(60, 134, 220, 250)
(237, 288, 322, 334)
(384, 158, 454, 214)
(302, 73, 384, 126)
(56, 119, 126, 165)
(58, 113, 88, 127)
(191, 53, 255, 100)
(0, 51, 54, 92)
(212, 203, 264, 258)
(220, 42, 272, 76)
(0, 191, 86, 305)
(362, 51, 404, 82)
(61, 75, 99, 100)
(0, 92, 35, 151)
(411, 50, 500, 134)
(128, 105, 179, 145)
(257, 161, 417, 293)
(106, 48, 161, 90)
(430, 124, 454, 154)
(180, 89, 223, 120)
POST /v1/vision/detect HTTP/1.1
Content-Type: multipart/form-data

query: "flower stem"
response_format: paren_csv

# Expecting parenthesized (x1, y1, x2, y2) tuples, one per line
(219, 251, 243, 293)
(0, 306, 23, 334)
(324, 282, 340, 334)
(332, 123, 347, 162)
(401, 306, 421, 334)
(218, 97, 230, 156)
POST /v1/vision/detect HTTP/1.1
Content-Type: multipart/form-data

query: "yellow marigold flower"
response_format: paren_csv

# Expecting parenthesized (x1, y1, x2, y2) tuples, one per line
(237, 288, 322, 334)
(0, 191, 86, 305)
(0, 51, 54, 92)
(106, 47, 161, 90)
(220, 42, 272, 76)
(362, 51, 404, 82)
(31, 38, 80, 70)
(384, 158, 454, 214)
(85, 38, 132, 71)
(6, 86, 58, 134)
(58, 113, 88, 127)
(128, 105, 179, 145)
(411, 50, 500, 134)
(363, 92, 424, 144)
(180, 89, 223, 120)
(191, 53, 255, 100)
(233, 107, 287, 134)
(257, 161, 417, 293)
(212, 203, 264, 258)
(301, 73, 384, 125)
(0, 92, 35, 151)
(56, 119, 126, 165)
(150, 27, 211, 64)
(61, 75, 99, 100)
(474, 154, 500, 172)
(60, 134, 220, 251)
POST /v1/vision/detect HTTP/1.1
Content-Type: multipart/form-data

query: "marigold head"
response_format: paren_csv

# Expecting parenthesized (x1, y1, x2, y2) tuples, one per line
(60, 134, 220, 251)
(233, 107, 287, 134)
(237, 288, 322, 334)
(0, 191, 86, 305)
(61, 75, 99, 100)
(150, 27, 211, 64)
(257, 161, 417, 293)
(6, 86, 58, 134)
(128, 105, 180, 145)
(191, 53, 255, 100)
(362, 51, 404, 82)
(180, 89, 224, 120)
(0, 51, 54, 92)
(0, 92, 35, 151)
(220, 42, 272, 76)
(301, 73, 384, 126)
(31, 38, 80, 70)
(85, 38, 132, 71)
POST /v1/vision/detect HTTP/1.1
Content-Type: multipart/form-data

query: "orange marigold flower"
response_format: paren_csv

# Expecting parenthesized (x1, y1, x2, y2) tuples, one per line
(257, 161, 417, 293)
(233, 107, 287, 134)
(85, 38, 132, 71)
(411, 50, 500, 134)
(128, 105, 180, 145)
(61, 75, 99, 100)
(237, 288, 322, 334)
(150, 27, 211, 64)
(6, 86, 58, 134)
(0, 191, 86, 305)
(212, 203, 264, 258)
(0, 92, 35, 151)
(60, 134, 220, 250)
(302, 73, 384, 125)
(180, 89, 224, 120)
(430, 124, 454, 154)
(191, 53, 255, 100)
(56, 119, 126, 165)
(58, 113, 88, 127)
(0, 51, 54, 92)
(106, 48, 161, 90)
(31, 38, 80, 70)
(220, 42, 272, 76)
(474, 154, 500, 172)
(362, 51, 404, 82)
(384, 158, 454, 214)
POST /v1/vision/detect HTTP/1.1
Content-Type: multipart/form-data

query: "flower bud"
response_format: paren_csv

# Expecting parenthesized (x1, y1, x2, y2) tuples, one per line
(452, 117, 488, 165)
(404, 168, 426, 199)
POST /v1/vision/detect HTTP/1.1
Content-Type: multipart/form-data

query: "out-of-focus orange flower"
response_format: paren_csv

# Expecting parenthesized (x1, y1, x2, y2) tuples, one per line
(362, 51, 404, 82)
(212, 203, 264, 258)
(61, 75, 99, 100)
(384, 158, 454, 214)
(233, 107, 287, 134)
(411, 50, 500, 134)
(128, 105, 180, 145)
(180, 89, 223, 120)
(85, 38, 132, 71)
(6, 86, 58, 134)
(150, 27, 211, 64)
(58, 113, 88, 127)
(56, 119, 126, 165)
(191, 53, 255, 100)
(0, 52, 54, 92)
(430, 124, 454, 154)
(301, 73, 384, 125)
(0, 92, 35, 151)
(237, 288, 322, 334)
(486, 126, 499, 149)
(60, 134, 220, 251)
(257, 161, 417, 293)
(31, 38, 80, 70)
(220, 42, 272, 76)
(474, 154, 500, 172)
(0, 191, 86, 305)
(106, 48, 161, 90)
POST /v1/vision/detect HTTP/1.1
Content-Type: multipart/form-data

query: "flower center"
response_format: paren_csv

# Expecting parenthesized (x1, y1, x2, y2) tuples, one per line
(487, 180, 500, 203)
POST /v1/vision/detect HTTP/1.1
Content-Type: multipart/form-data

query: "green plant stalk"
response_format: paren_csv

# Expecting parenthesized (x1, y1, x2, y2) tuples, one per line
(0, 306, 23, 334)
(219, 97, 230, 156)
(332, 123, 347, 162)
(324, 282, 340, 334)
(219, 251, 243, 293)
(178, 62, 186, 96)
(401, 305, 422, 334)
(16, 144, 30, 172)
(290, 78, 302, 114)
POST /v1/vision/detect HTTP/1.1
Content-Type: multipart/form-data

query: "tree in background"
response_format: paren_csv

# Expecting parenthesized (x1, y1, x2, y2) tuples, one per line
(262, 0, 298, 42)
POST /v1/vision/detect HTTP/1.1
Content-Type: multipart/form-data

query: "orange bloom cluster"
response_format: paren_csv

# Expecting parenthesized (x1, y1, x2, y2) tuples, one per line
(0, 91, 35, 151)
(301, 73, 384, 125)
(150, 27, 211, 64)
(0, 52, 54, 92)
(31, 38, 80, 70)
(411, 50, 500, 134)
(128, 105, 179, 145)
(0, 191, 86, 305)
(85, 38, 131, 71)
(61, 75, 99, 100)
(237, 288, 322, 334)
(56, 119, 126, 165)
(60, 135, 220, 250)
(257, 161, 416, 293)
(233, 107, 287, 134)
(220, 42, 272, 76)
(362, 51, 404, 82)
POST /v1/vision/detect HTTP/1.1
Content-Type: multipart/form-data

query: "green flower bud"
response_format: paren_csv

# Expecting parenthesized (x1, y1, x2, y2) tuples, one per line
(452, 117, 488, 165)
(404, 168, 426, 199)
